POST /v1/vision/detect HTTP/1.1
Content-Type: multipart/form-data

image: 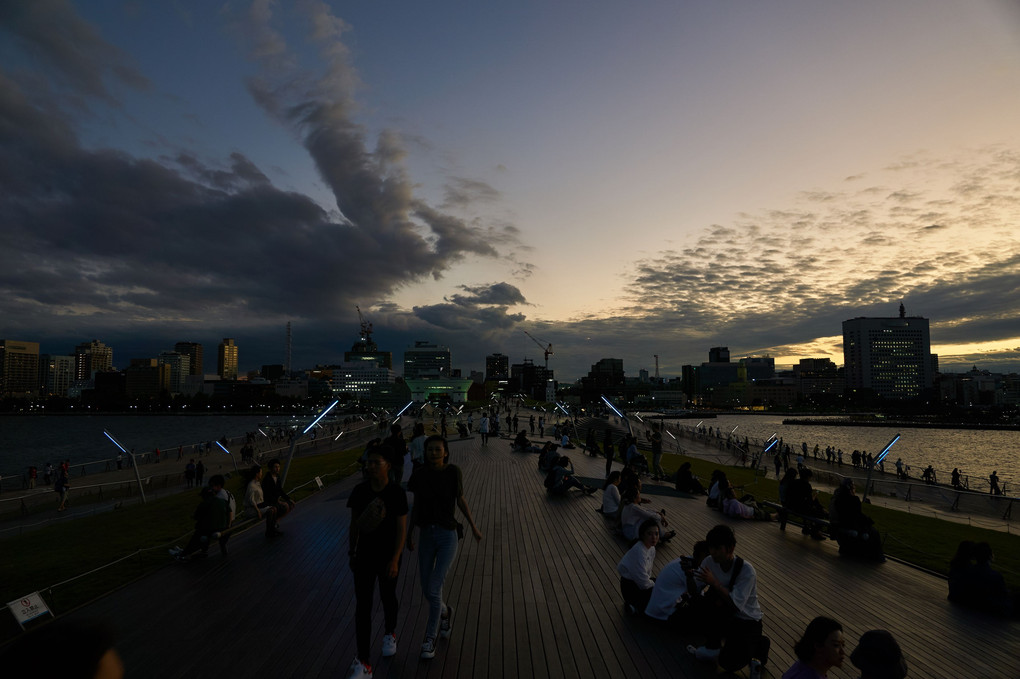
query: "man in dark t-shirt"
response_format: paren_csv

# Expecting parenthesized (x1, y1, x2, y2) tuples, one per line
(346, 446, 408, 677)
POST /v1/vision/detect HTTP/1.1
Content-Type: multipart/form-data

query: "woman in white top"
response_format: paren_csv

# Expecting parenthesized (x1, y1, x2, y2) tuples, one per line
(620, 484, 675, 543)
(602, 471, 622, 516)
(617, 518, 659, 613)
(243, 464, 278, 537)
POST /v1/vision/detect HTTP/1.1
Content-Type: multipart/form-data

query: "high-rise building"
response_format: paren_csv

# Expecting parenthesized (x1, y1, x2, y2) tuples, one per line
(74, 340, 113, 381)
(217, 338, 238, 380)
(158, 351, 191, 394)
(485, 353, 509, 381)
(40, 354, 74, 397)
(0, 339, 40, 397)
(403, 341, 451, 379)
(843, 306, 934, 399)
(174, 342, 204, 376)
(126, 358, 170, 398)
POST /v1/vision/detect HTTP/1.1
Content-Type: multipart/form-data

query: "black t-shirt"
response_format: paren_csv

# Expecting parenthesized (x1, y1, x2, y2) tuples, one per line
(347, 481, 408, 559)
(407, 464, 463, 530)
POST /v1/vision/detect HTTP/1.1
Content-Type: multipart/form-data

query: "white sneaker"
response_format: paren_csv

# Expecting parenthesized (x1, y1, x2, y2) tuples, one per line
(347, 657, 372, 678)
(439, 605, 454, 638)
(420, 637, 436, 659)
(381, 633, 397, 657)
(693, 645, 720, 661)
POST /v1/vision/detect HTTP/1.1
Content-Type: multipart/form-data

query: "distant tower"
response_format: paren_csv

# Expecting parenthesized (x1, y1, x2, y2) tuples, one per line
(285, 322, 292, 376)
(217, 338, 238, 380)
(654, 354, 660, 380)
(899, 302, 905, 318)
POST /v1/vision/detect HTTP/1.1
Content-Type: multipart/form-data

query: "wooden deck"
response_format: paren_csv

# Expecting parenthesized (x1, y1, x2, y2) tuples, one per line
(66, 428, 1018, 678)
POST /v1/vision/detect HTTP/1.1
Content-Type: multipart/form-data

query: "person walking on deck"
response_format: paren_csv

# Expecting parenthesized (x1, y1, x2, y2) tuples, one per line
(407, 435, 483, 660)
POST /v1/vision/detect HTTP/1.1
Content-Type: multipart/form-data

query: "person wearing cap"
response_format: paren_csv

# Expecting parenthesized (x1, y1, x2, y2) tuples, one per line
(850, 630, 908, 679)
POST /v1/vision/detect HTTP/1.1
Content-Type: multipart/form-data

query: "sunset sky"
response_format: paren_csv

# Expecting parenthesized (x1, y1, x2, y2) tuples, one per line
(2, 0, 1019, 380)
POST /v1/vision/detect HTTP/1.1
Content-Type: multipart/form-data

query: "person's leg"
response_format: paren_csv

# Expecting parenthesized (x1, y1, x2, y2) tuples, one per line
(352, 560, 377, 664)
(719, 618, 762, 672)
(422, 527, 459, 642)
(653, 454, 665, 478)
(379, 559, 400, 634)
(605, 454, 613, 478)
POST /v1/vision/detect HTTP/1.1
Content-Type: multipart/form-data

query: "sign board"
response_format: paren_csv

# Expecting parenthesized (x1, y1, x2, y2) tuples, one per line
(314, 476, 324, 489)
(7, 592, 53, 628)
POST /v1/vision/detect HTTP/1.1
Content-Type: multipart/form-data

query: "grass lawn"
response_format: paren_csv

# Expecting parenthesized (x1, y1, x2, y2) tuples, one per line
(0, 445, 364, 644)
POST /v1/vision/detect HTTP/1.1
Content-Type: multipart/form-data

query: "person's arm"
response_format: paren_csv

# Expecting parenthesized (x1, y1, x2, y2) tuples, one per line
(457, 495, 483, 541)
(388, 514, 407, 578)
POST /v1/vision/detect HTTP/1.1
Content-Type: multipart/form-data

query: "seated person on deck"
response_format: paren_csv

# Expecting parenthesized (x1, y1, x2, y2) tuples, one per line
(617, 518, 660, 614)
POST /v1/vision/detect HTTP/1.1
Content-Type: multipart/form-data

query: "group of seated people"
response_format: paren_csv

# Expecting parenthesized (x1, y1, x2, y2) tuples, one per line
(599, 468, 677, 544)
(539, 451, 597, 495)
(948, 540, 1016, 617)
(615, 522, 909, 678)
(780, 467, 829, 540)
(704, 469, 775, 521)
(828, 478, 884, 561)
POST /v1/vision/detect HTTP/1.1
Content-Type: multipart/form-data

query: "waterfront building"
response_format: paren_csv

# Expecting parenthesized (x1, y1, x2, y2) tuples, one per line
(157, 351, 191, 394)
(329, 361, 397, 400)
(40, 354, 74, 397)
(403, 341, 451, 379)
(485, 353, 509, 381)
(174, 341, 204, 376)
(843, 305, 935, 400)
(74, 340, 113, 381)
(125, 359, 170, 398)
(0, 339, 40, 397)
(217, 338, 238, 380)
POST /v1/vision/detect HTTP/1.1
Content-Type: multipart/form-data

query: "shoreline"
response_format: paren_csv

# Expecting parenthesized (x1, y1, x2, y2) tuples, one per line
(782, 418, 1020, 431)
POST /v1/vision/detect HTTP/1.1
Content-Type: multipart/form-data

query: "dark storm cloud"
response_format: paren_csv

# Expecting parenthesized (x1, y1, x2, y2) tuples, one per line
(0, 0, 524, 371)
(410, 282, 527, 333)
(0, 0, 149, 104)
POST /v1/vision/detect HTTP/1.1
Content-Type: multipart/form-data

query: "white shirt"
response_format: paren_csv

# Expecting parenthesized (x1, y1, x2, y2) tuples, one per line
(645, 557, 691, 620)
(602, 484, 621, 515)
(697, 555, 762, 621)
(621, 503, 662, 541)
(617, 542, 655, 590)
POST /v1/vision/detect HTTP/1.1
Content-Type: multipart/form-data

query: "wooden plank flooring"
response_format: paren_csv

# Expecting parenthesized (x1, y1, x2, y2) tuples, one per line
(65, 427, 1018, 678)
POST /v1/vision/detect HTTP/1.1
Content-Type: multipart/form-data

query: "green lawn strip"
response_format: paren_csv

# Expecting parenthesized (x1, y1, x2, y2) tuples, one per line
(656, 452, 1020, 591)
(0, 446, 365, 643)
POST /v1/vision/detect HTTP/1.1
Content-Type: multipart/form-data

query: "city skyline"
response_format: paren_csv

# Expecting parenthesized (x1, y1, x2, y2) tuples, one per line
(2, 1, 1019, 381)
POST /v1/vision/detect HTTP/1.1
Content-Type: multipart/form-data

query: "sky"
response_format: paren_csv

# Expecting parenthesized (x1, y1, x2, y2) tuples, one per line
(2, 0, 1020, 382)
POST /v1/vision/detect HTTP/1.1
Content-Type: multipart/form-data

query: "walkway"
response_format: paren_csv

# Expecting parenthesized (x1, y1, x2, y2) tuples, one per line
(63, 428, 1018, 678)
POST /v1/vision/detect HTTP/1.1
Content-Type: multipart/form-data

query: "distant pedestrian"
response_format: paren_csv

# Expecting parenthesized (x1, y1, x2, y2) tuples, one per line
(44, 463, 53, 485)
(478, 414, 490, 445)
(28, 466, 37, 489)
(116, 453, 123, 470)
(185, 459, 196, 488)
(195, 460, 205, 486)
(55, 469, 70, 511)
(989, 471, 1001, 495)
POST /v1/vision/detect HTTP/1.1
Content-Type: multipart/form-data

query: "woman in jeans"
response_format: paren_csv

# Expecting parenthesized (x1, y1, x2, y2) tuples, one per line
(406, 435, 483, 660)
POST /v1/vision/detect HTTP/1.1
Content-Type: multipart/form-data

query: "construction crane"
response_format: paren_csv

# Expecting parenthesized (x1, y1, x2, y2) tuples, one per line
(524, 331, 553, 369)
(356, 305, 373, 343)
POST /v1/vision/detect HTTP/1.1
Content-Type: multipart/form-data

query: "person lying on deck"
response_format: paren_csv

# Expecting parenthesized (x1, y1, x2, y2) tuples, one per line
(722, 485, 774, 521)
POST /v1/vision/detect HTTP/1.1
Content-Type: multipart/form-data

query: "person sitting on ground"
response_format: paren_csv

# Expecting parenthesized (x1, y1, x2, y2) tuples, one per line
(513, 430, 539, 453)
(849, 630, 907, 679)
(644, 540, 711, 630)
(171, 485, 229, 560)
(601, 471, 623, 518)
(538, 442, 561, 471)
(830, 478, 883, 560)
(688, 525, 770, 675)
(949, 541, 1014, 617)
(560, 432, 576, 449)
(243, 464, 279, 537)
(784, 468, 827, 540)
(546, 456, 597, 495)
(617, 518, 660, 614)
(722, 484, 774, 521)
(624, 435, 648, 472)
(208, 474, 235, 555)
(782, 616, 845, 678)
(620, 484, 675, 543)
(706, 470, 728, 509)
(675, 462, 707, 495)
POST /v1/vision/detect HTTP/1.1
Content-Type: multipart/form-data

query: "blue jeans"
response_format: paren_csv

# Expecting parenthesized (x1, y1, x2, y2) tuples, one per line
(418, 524, 459, 640)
